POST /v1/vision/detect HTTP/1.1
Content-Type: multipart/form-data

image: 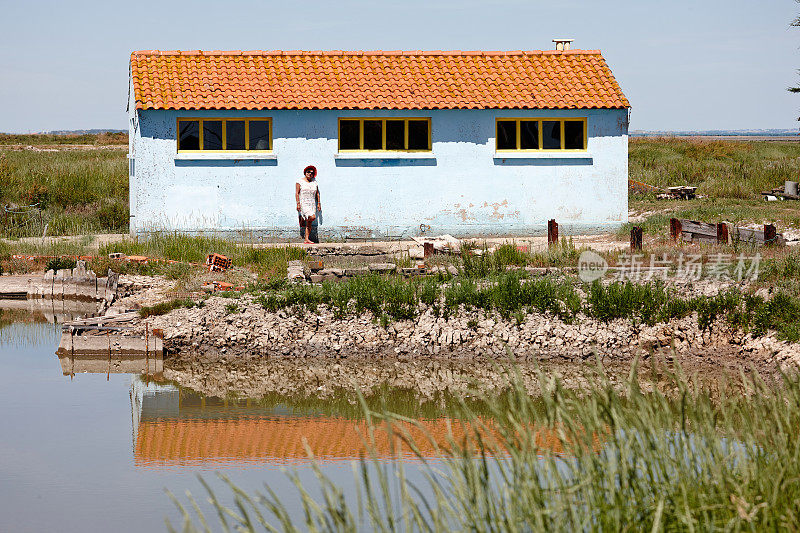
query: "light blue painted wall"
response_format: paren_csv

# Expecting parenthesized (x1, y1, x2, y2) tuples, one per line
(128, 107, 628, 239)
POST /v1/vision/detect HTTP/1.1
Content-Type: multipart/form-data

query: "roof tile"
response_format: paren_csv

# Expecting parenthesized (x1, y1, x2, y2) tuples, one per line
(130, 49, 629, 110)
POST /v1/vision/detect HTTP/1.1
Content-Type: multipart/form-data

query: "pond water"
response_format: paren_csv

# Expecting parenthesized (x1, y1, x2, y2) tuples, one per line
(0, 305, 450, 532)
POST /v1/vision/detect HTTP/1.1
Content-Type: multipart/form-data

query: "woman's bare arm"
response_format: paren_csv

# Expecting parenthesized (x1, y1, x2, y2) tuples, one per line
(315, 188, 321, 211)
(295, 182, 301, 211)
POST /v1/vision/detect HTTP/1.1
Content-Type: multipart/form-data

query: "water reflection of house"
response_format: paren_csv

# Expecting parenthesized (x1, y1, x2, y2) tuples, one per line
(130, 379, 567, 469)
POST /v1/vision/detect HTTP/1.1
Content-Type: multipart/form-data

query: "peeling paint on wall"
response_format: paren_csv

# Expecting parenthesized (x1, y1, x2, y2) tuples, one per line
(129, 108, 628, 238)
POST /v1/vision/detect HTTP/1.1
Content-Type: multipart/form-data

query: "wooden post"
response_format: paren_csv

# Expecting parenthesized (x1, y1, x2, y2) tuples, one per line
(764, 224, 777, 246)
(70, 327, 75, 379)
(670, 218, 682, 241)
(716, 223, 729, 245)
(630, 226, 643, 251)
(107, 330, 111, 381)
(423, 242, 434, 258)
(547, 219, 558, 246)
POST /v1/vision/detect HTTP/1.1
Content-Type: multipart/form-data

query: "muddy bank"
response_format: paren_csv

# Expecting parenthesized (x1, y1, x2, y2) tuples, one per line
(101, 271, 800, 398)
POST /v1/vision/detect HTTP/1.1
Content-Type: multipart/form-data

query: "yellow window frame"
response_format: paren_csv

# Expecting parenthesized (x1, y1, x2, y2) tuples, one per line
(495, 118, 587, 152)
(176, 118, 272, 152)
(338, 118, 432, 152)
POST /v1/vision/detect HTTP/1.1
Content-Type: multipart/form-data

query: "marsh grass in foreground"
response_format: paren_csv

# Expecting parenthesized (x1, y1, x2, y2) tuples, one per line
(169, 366, 800, 532)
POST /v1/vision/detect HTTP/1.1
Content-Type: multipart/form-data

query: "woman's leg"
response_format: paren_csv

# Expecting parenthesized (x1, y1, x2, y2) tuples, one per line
(303, 214, 315, 243)
(298, 215, 305, 239)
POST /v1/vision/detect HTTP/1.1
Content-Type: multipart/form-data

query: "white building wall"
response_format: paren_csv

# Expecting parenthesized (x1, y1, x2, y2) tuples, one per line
(129, 108, 628, 238)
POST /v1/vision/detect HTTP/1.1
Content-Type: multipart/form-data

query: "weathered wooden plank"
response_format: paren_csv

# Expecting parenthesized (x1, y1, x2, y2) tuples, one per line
(679, 220, 718, 237)
(733, 227, 765, 244)
(682, 232, 718, 244)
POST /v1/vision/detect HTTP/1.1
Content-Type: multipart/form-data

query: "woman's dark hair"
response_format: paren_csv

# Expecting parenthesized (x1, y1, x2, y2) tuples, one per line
(303, 165, 317, 177)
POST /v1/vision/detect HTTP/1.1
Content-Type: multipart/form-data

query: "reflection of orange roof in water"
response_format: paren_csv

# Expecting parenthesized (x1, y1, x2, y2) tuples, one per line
(134, 416, 568, 469)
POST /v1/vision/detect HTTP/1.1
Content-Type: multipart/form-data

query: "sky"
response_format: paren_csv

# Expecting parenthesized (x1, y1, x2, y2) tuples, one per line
(0, 0, 797, 133)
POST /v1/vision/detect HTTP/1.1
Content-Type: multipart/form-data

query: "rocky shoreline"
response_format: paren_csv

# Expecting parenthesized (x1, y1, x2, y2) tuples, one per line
(92, 272, 800, 398)
(127, 292, 799, 398)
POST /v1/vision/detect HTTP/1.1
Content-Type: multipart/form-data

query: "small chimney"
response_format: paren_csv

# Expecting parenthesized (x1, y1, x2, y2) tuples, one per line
(552, 38, 574, 51)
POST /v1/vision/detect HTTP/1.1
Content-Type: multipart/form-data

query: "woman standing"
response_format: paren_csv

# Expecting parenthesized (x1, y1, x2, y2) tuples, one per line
(296, 165, 321, 244)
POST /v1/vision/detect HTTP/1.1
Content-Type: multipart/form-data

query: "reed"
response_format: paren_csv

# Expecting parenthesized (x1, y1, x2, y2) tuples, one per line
(630, 138, 800, 198)
(168, 366, 800, 532)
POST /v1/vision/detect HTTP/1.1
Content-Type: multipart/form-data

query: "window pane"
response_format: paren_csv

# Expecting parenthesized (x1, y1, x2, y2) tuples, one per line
(203, 120, 223, 150)
(542, 121, 561, 149)
(386, 120, 405, 150)
(520, 120, 539, 149)
(249, 120, 270, 150)
(496, 121, 516, 150)
(178, 120, 199, 150)
(363, 120, 383, 150)
(226, 120, 245, 150)
(407, 120, 429, 150)
(564, 120, 584, 149)
(339, 120, 360, 150)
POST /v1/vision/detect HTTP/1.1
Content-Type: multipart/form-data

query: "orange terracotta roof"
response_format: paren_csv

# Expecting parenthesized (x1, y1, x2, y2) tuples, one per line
(130, 50, 629, 111)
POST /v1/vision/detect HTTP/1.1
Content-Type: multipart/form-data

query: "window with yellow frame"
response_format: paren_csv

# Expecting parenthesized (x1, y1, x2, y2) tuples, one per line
(177, 118, 272, 152)
(495, 118, 587, 151)
(338, 118, 431, 151)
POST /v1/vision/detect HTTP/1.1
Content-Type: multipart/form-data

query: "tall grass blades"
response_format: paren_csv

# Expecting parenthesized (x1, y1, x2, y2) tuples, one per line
(0, 148, 128, 237)
(630, 138, 800, 198)
(98, 234, 307, 280)
(586, 280, 680, 325)
(168, 369, 800, 532)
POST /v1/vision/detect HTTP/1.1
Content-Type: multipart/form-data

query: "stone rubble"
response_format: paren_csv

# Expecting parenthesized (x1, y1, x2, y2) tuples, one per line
(142, 291, 800, 378)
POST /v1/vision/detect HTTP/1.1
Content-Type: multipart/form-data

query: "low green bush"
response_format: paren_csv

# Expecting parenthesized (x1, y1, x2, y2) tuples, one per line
(45, 257, 76, 272)
(139, 298, 199, 318)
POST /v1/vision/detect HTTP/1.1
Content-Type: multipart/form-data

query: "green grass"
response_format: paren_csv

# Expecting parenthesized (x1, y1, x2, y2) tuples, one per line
(99, 233, 307, 280)
(169, 368, 800, 532)
(0, 147, 128, 236)
(139, 297, 201, 318)
(630, 138, 800, 199)
(247, 266, 800, 340)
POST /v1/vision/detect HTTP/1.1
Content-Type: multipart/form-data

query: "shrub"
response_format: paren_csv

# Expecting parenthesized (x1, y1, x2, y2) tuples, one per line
(139, 298, 198, 318)
(587, 281, 668, 325)
(45, 257, 76, 272)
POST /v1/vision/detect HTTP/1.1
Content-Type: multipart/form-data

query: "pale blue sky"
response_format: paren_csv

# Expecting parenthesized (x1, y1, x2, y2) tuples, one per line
(0, 0, 797, 132)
